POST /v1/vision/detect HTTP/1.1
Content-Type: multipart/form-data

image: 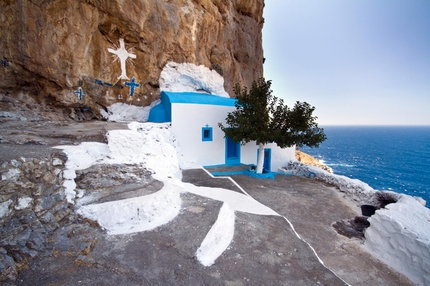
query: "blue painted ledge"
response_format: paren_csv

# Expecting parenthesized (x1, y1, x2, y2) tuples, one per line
(245, 170, 275, 179)
(204, 164, 295, 179)
(210, 170, 248, 176)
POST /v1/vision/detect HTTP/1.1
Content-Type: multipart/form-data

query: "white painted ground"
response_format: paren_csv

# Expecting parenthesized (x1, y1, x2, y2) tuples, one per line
(56, 121, 279, 266)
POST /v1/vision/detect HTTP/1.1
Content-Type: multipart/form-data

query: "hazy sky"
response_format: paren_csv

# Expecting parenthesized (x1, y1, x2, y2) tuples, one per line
(263, 0, 430, 125)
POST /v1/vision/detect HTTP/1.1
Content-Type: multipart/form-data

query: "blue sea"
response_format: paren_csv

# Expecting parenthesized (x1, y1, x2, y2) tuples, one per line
(301, 126, 430, 206)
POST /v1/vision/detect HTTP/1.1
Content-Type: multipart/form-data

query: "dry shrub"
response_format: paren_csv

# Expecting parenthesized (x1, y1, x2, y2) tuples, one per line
(376, 192, 398, 208)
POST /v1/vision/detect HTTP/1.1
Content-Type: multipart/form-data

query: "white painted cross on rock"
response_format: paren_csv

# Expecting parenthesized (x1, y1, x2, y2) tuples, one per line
(108, 38, 136, 80)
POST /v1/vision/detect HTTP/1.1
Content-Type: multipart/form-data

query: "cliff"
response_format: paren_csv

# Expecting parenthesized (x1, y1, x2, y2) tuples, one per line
(0, 0, 264, 117)
(295, 149, 333, 173)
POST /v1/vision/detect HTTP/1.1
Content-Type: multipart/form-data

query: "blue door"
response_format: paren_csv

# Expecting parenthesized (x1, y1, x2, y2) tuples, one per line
(226, 136, 240, 165)
(257, 148, 272, 172)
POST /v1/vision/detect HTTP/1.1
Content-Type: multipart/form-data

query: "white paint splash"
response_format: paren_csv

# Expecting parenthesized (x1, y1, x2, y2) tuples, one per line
(77, 180, 182, 235)
(196, 203, 235, 266)
(2, 168, 21, 181)
(56, 142, 110, 203)
(184, 182, 278, 216)
(159, 62, 229, 97)
(108, 38, 136, 80)
(0, 200, 13, 219)
(15, 197, 33, 210)
(100, 101, 160, 122)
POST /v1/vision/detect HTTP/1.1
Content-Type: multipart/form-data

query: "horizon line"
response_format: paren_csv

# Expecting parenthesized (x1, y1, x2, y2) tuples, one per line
(320, 124, 430, 127)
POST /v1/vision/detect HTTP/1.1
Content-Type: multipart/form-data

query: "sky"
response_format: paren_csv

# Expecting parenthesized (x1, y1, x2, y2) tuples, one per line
(262, 0, 430, 125)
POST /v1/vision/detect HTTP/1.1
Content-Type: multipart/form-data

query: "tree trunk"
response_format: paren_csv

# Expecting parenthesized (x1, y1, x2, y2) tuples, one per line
(256, 143, 265, 174)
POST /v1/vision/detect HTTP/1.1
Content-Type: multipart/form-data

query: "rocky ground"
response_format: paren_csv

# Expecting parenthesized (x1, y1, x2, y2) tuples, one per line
(0, 105, 413, 285)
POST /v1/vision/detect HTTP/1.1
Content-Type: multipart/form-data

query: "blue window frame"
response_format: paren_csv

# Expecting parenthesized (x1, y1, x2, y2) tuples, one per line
(202, 126, 213, 141)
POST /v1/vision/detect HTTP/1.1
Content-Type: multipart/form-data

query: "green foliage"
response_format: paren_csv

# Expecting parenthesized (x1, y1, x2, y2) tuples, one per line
(218, 78, 326, 148)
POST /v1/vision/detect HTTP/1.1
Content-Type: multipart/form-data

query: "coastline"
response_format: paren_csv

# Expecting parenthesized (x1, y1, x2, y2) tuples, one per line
(295, 149, 333, 173)
(284, 160, 430, 286)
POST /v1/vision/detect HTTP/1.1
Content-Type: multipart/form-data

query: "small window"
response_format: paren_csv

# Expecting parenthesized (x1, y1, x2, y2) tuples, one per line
(202, 127, 213, 141)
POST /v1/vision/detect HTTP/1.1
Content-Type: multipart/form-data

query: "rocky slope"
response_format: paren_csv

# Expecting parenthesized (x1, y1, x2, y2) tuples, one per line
(295, 149, 333, 173)
(0, 0, 264, 117)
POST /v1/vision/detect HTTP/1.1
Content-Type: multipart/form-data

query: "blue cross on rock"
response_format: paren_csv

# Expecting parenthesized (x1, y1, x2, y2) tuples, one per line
(1, 59, 9, 68)
(74, 87, 85, 100)
(125, 77, 140, 96)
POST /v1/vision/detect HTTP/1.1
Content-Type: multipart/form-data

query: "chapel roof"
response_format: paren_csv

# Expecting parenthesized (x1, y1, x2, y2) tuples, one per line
(162, 91, 236, 106)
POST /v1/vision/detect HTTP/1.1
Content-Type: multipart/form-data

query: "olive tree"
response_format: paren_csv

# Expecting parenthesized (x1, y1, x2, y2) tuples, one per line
(219, 78, 326, 174)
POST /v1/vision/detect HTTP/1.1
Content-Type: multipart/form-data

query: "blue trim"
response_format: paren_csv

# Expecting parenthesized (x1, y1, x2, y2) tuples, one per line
(257, 148, 272, 172)
(245, 170, 294, 179)
(203, 164, 246, 169)
(225, 136, 240, 165)
(162, 91, 236, 106)
(246, 170, 275, 179)
(210, 171, 248, 176)
(202, 127, 213, 141)
(148, 103, 166, 122)
(148, 91, 235, 123)
(204, 164, 293, 179)
(163, 92, 173, 122)
(148, 92, 172, 122)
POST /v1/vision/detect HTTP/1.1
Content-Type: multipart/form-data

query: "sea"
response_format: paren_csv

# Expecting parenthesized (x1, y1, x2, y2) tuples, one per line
(300, 126, 430, 206)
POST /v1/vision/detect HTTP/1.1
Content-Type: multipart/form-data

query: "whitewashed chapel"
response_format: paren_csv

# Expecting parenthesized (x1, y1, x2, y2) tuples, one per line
(148, 90, 295, 171)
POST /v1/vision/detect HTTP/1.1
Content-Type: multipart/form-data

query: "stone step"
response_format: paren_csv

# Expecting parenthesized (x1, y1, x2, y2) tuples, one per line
(76, 181, 164, 207)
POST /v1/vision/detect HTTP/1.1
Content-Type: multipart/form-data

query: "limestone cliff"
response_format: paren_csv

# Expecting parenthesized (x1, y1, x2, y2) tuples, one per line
(295, 150, 333, 173)
(0, 0, 264, 117)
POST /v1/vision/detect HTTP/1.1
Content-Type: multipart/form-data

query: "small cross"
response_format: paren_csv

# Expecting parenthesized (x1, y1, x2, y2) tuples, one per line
(205, 124, 209, 128)
(74, 87, 85, 100)
(125, 77, 140, 96)
(1, 59, 9, 68)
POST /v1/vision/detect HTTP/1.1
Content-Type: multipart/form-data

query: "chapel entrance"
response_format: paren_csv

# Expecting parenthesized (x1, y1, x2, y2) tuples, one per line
(257, 148, 272, 172)
(225, 136, 240, 165)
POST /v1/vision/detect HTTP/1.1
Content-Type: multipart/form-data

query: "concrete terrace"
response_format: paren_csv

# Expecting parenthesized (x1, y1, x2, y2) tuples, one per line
(1, 121, 414, 285)
(184, 166, 414, 285)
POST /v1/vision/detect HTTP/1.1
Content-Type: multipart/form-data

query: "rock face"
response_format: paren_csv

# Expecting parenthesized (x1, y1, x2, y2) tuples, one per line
(295, 150, 333, 173)
(0, 0, 264, 116)
(0, 153, 70, 281)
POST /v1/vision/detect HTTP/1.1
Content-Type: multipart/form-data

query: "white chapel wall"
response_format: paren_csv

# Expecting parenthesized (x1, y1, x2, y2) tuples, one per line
(241, 142, 295, 171)
(171, 103, 233, 166)
(170, 102, 296, 170)
(266, 143, 296, 171)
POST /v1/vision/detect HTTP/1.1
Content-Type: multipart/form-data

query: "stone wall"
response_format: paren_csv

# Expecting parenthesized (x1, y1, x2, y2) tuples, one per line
(0, 0, 264, 116)
(0, 153, 78, 281)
